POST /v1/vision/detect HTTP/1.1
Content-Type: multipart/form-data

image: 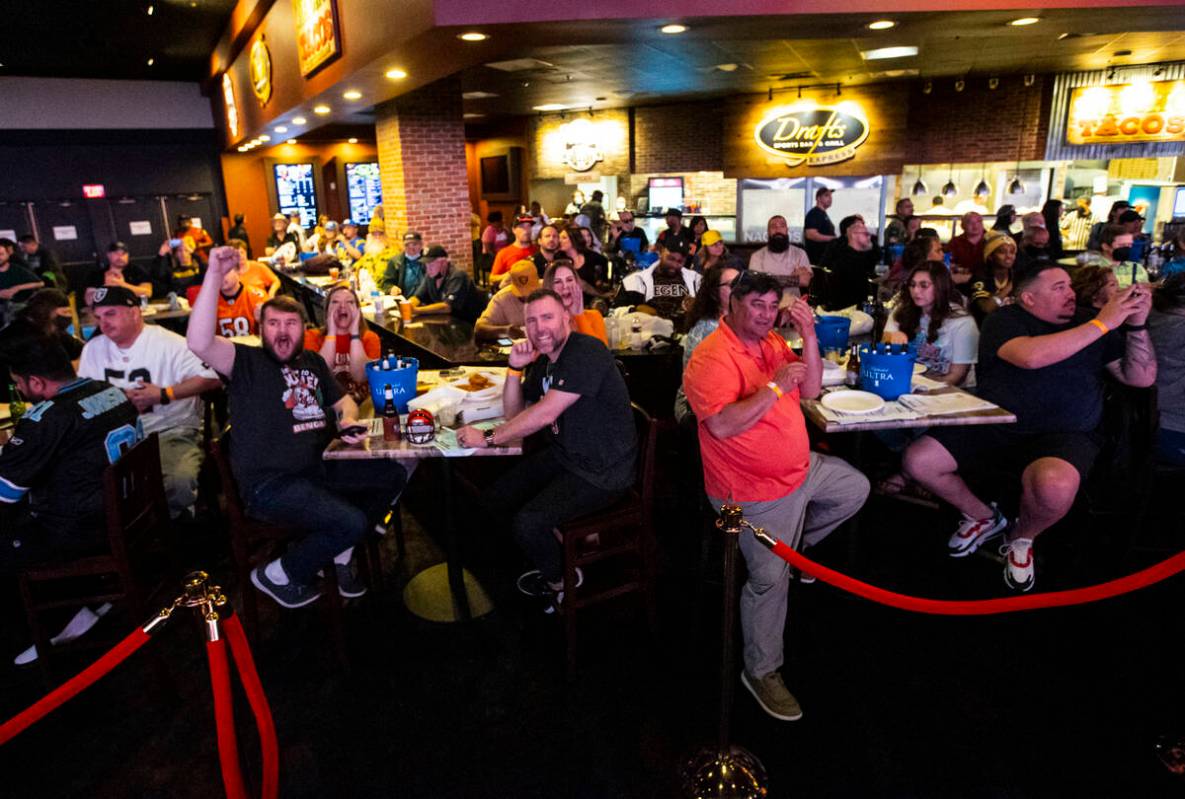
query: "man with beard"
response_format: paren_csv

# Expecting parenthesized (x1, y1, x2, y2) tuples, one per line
(531, 224, 562, 277)
(620, 240, 702, 324)
(903, 262, 1156, 592)
(186, 250, 264, 337)
(655, 208, 695, 254)
(749, 215, 814, 298)
(188, 247, 408, 608)
(456, 289, 636, 611)
(380, 232, 427, 297)
(84, 242, 152, 304)
(79, 286, 220, 519)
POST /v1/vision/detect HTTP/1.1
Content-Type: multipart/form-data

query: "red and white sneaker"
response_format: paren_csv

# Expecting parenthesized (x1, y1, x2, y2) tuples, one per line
(1002, 537, 1036, 592)
(947, 504, 1008, 558)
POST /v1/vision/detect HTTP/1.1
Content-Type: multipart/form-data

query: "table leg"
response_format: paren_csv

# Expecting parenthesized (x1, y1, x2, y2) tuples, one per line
(441, 459, 472, 621)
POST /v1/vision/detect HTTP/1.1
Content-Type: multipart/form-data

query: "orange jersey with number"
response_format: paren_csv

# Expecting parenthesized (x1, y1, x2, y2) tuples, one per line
(213, 287, 262, 337)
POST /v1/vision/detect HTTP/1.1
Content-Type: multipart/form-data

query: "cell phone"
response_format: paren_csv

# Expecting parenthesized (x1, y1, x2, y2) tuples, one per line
(169, 238, 182, 248)
(496, 337, 514, 347)
(338, 424, 369, 438)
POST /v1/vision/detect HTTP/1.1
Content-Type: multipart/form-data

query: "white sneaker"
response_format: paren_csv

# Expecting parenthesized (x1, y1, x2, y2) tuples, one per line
(947, 504, 1008, 558)
(1002, 537, 1036, 592)
(14, 603, 113, 666)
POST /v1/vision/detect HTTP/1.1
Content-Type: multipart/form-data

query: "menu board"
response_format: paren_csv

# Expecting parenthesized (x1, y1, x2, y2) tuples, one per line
(274, 163, 317, 228)
(345, 162, 382, 225)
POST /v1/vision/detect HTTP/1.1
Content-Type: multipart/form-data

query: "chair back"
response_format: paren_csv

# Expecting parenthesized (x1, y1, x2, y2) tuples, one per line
(631, 403, 657, 528)
(209, 429, 250, 524)
(103, 432, 168, 565)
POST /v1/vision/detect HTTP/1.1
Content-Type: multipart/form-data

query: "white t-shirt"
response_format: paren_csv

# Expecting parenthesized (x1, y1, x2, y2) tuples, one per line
(885, 305, 979, 387)
(78, 324, 216, 434)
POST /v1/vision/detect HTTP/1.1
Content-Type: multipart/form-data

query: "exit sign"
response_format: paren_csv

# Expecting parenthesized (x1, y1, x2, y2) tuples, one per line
(82, 184, 106, 199)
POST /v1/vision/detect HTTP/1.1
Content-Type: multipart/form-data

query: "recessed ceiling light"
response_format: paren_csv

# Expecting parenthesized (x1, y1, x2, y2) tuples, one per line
(462, 91, 499, 100)
(860, 46, 919, 60)
(313, 105, 331, 114)
(463, 113, 486, 119)
(1009, 17, 1040, 26)
(147, 4, 154, 14)
(258, 134, 270, 141)
(292, 116, 307, 125)
(146, 57, 155, 66)
(660, 24, 688, 34)
(236, 145, 248, 152)
(347, 137, 358, 143)
(274, 126, 288, 133)
(342, 90, 362, 100)
(533, 103, 568, 112)
(715, 63, 739, 72)
(458, 32, 488, 42)
(868, 20, 896, 30)
(286, 139, 297, 145)
(385, 68, 408, 80)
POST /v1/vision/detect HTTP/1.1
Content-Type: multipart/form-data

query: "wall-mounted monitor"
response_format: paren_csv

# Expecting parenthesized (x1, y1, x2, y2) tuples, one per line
(273, 163, 317, 227)
(480, 148, 522, 202)
(345, 162, 382, 225)
(648, 177, 684, 214)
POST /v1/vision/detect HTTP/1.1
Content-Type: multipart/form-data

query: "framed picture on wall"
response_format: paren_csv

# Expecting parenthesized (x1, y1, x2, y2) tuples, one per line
(292, 0, 342, 78)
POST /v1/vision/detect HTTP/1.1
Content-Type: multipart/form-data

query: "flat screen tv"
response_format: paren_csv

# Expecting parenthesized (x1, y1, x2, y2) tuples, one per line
(273, 162, 317, 228)
(648, 177, 684, 214)
(480, 148, 522, 202)
(344, 162, 382, 225)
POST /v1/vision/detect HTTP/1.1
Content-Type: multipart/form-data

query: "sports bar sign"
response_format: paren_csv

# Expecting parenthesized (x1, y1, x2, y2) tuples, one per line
(753, 103, 870, 166)
(1066, 80, 1185, 145)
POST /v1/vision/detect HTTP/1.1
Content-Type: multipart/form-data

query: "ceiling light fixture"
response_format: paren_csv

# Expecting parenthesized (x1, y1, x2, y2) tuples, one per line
(385, 68, 408, 80)
(660, 24, 689, 34)
(292, 116, 307, 125)
(147, 57, 155, 66)
(463, 113, 485, 119)
(146, 4, 154, 14)
(532, 103, 567, 112)
(236, 145, 248, 152)
(313, 105, 331, 114)
(989, 77, 999, 90)
(1009, 176, 1025, 194)
(911, 168, 928, 196)
(955, 79, 965, 92)
(287, 139, 296, 145)
(835, 83, 842, 97)
(1024, 74, 1036, 86)
(258, 135, 270, 141)
(867, 20, 896, 30)
(274, 126, 288, 133)
(861, 46, 918, 60)
(458, 32, 488, 42)
(347, 137, 358, 144)
(715, 63, 739, 72)
(941, 164, 958, 197)
(768, 87, 773, 101)
(342, 90, 362, 100)
(1009, 17, 1040, 26)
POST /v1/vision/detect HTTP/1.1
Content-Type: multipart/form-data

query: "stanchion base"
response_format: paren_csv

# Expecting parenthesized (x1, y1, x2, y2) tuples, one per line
(402, 564, 493, 622)
(679, 744, 769, 798)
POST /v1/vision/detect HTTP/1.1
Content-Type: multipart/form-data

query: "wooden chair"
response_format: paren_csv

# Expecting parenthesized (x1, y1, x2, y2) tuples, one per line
(558, 403, 658, 676)
(208, 432, 386, 669)
(18, 433, 170, 687)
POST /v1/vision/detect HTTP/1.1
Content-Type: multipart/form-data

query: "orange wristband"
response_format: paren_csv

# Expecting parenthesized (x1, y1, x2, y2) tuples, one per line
(507, 368, 523, 379)
(166, 387, 176, 401)
(767, 381, 784, 399)
(1088, 318, 1110, 336)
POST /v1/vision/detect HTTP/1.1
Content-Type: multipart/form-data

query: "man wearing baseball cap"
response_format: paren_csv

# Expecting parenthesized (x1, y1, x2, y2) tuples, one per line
(475, 259, 538, 340)
(84, 242, 152, 305)
(380, 231, 426, 297)
(656, 208, 695, 254)
(78, 286, 220, 519)
(489, 215, 538, 287)
(407, 245, 486, 323)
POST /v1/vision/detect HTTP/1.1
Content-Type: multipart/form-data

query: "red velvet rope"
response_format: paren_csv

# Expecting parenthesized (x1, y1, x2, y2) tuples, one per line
(769, 539, 1185, 614)
(0, 627, 150, 745)
(224, 615, 279, 799)
(207, 636, 249, 799)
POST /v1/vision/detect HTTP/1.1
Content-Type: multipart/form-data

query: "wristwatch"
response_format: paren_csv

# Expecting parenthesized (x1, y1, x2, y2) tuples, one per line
(159, 387, 172, 405)
(483, 428, 497, 448)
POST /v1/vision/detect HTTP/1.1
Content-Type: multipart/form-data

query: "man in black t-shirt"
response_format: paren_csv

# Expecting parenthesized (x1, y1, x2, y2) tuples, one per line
(85, 242, 153, 305)
(409, 245, 485, 323)
(457, 289, 637, 610)
(0, 331, 143, 570)
(189, 247, 407, 609)
(902, 263, 1156, 592)
(803, 187, 837, 265)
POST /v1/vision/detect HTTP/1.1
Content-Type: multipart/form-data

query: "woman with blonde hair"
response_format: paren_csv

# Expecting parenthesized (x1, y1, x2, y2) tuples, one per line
(543, 259, 608, 345)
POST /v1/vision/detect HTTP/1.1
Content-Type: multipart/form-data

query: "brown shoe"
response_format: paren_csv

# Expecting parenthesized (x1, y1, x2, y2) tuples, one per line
(741, 670, 803, 721)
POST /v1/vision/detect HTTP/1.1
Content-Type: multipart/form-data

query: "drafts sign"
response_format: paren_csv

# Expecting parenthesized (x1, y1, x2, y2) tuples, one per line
(754, 104, 870, 167)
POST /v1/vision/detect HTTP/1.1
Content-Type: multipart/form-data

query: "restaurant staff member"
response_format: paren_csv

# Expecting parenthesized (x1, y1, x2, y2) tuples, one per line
(683, 271, 869, 722)
(803, 187, 837, 264)
(457, 288, 636, 611)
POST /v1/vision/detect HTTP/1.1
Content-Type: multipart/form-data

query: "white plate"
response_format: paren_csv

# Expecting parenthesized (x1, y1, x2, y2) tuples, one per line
(821, 390, 885, 415)
(446, 370, 503, 401)
(913, 363, 927, 375)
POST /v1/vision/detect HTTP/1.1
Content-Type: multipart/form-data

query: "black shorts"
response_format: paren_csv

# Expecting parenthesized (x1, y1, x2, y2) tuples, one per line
(925, 425, 1102, 482)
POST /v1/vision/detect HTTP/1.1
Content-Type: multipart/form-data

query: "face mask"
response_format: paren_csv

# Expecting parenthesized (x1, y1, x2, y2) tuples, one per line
(767, 233, 790, 253)
(1111, 246, 1132, 262)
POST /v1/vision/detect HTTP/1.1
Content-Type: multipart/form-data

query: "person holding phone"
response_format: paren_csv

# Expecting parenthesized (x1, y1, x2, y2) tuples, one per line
(187, 247, 408, 608)
(152, 234, 202, 296)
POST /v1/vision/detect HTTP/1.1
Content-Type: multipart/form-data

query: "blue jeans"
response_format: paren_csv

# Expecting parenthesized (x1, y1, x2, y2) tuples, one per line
(246, 460, 407, 585)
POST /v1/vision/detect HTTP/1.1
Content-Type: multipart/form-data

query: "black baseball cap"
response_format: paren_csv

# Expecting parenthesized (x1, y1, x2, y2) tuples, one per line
(92, 286, 138, 308)
(403, 231, 423, 242)
(426, 244, 448, 259)
(107, 241, 129, 253)
(1118, 209, 1144, 223)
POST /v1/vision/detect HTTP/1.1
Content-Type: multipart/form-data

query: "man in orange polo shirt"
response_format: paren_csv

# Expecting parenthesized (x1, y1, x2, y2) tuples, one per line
(684, 270, 869, 722)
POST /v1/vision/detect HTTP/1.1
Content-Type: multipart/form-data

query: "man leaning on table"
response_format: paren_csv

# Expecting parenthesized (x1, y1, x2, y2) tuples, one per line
(457, 288, 636, 612)
(188, 246, 408, 608)
(683, 270, 869, 722)
(902, 261, 1156, 593)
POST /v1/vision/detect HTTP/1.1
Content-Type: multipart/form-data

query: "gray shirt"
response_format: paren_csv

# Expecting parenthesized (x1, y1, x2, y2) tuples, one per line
(1150, 309, 1185, 433)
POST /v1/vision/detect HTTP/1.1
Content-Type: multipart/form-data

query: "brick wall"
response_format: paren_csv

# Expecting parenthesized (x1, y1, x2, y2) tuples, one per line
(375, 75, 472, 270)
(906, 76, 1051, 164)
(632, 101, 723, 173)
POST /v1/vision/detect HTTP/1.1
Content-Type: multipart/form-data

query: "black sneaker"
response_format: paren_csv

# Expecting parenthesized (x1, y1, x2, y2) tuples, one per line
(516, 567, 582, 598)
(250, 567, 322, 609)
(335, 562, 367, 598)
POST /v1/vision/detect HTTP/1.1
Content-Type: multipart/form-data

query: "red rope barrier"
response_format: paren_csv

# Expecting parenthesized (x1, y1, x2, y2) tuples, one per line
(224, 615, 279, 799)
(768, 539, 1185, 615)
(0, 627, 150, 746)
(207, 636, 249, 799)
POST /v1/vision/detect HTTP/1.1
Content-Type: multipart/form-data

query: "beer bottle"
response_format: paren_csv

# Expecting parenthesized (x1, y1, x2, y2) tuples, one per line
(845, 345, 861, 387)
(8, 384, 26, 423)
(381, 385, 400, 442)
